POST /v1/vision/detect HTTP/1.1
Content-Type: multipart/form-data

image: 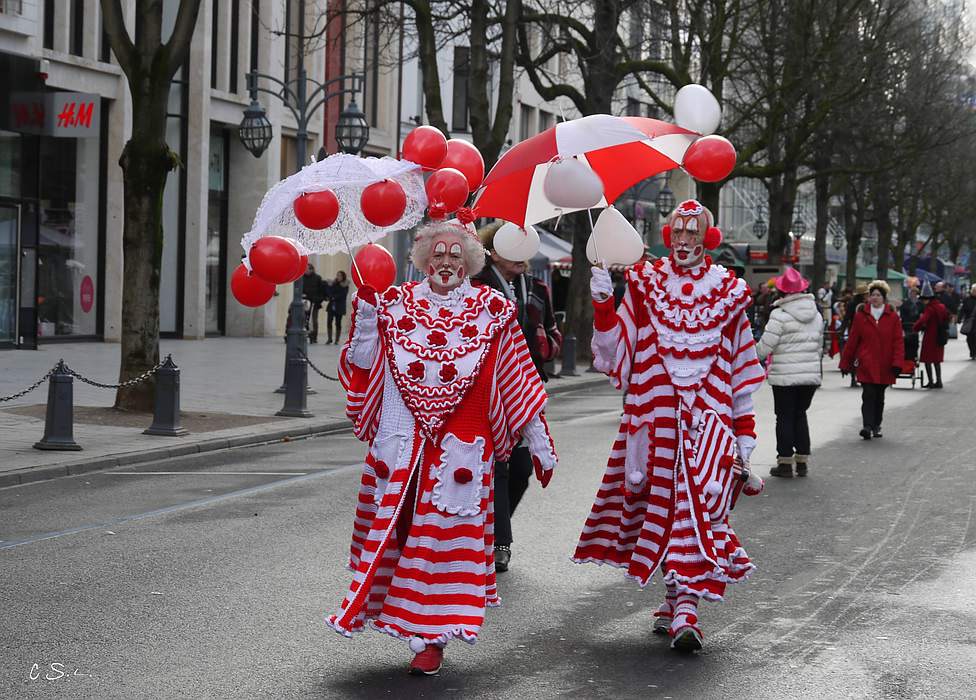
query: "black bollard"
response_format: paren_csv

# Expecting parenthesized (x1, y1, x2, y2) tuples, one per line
(561, 334, 579, 376)
(33, 360, 82, 451)
(144, 355, 189, 436)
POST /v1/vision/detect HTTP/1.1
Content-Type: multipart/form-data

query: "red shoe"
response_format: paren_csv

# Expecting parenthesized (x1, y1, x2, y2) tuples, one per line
(408, 644, 444, 675)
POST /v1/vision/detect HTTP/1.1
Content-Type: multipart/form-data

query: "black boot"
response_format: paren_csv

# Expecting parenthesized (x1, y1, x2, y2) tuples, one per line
(770, 457, 793, 477)
(494, 545, 511, 572)
(933, 363, 943, 388)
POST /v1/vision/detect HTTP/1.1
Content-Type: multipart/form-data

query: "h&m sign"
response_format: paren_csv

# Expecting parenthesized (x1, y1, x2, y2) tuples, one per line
(9, 92, 100, 137)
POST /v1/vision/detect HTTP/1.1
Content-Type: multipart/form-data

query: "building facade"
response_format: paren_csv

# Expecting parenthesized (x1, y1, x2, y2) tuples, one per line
(0, 0, 392, 350)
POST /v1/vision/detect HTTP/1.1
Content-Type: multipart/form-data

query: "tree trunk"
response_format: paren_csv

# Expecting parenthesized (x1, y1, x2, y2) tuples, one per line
(843, 190, 863, 289)
(563, 214, 593, 365)
(813, 167, 829, 291)
(698, 181, 721, 221)
(413, 0, 449, 134)
(767, 169, 798, 266)
(873, 182, 893, 280)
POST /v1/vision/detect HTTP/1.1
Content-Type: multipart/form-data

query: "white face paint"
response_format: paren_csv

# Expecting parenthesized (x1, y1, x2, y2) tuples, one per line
(671, 215, 706, 268)
(427, 234, 466, 293)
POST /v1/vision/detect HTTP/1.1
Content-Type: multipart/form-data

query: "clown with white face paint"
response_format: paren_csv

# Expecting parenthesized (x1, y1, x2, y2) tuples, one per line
(327, 218, 558, 676)
(577, 199, 766, 653)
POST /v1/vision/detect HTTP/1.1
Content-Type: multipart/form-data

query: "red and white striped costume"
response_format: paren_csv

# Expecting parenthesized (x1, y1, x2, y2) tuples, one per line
(327, 278, 554, 647)
(573, 255, 765, 600)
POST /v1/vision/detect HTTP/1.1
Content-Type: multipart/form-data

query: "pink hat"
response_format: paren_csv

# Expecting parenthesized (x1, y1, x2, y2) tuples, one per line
(774, 267, 809, 294)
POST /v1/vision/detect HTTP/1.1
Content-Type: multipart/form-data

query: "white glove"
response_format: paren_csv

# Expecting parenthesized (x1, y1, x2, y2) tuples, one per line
(590, 266, 613, 301)
(348, 297, 379, 368)
(521, 413, 557, 487)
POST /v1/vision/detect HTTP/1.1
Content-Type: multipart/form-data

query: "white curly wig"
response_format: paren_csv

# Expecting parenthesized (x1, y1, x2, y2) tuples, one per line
(410, 221, 486, 277)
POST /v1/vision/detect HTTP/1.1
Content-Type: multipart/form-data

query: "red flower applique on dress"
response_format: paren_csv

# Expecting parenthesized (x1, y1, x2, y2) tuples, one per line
(439, 362, 458, 383)
(427, 330, 447, 347)
(407, 360, 426, 381)
(382, 287, 400, 303)
(397, 316, 417, 332)
(460, 323, 478, 340)
(488, 297, 505, 316)
(438, 307, 453, 319)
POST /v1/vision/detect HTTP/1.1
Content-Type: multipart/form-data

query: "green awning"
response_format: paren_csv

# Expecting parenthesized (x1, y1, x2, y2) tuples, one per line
(837, 265, 907, 281)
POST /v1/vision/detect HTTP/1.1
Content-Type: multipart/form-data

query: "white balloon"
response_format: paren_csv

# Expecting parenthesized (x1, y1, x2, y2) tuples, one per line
(492, 222, 541, 262)
(586, 207, 645, 266)
(543, 157, 605, 209)
(673, 84, 722, 136)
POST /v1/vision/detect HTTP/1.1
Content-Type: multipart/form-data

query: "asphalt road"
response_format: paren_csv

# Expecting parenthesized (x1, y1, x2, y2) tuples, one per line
(3, 363, 976, 700)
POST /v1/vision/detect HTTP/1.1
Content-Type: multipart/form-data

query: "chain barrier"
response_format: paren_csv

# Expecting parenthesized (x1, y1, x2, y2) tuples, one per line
(0, 368, 56, 403)
(0, 358, 167, 403)
(65, 358, 167, 390)
(298, 349, 339, 382)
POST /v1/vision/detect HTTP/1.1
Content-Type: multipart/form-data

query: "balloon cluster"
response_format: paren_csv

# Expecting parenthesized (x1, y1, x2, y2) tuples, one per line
(231, 236, 308, 307)
(673, 84, 736, 183)
(401, 126, 485, 219)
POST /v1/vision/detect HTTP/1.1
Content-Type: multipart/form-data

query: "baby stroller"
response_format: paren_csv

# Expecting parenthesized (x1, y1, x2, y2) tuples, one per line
(896, 332, 921, 388)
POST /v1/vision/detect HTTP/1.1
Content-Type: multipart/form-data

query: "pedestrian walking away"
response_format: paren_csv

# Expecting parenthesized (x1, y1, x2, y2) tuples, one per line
(325, 218, 558, 676)
(573, 200, 765, 653)
(326, 270, 349, 344)
(841, 283, 868, 387)
(958, 283, 976, 360)
(471, 222, 563, 573)
(899, 284, 922, 362)
(839, 280, 904, 440)
(913, 281, 949, 388)
(756, 268, 824, 478)
(302, 264, 325, 343)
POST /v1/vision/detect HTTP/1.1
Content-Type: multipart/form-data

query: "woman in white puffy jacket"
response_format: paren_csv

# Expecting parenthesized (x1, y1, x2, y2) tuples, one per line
(756, 268, 824, 478)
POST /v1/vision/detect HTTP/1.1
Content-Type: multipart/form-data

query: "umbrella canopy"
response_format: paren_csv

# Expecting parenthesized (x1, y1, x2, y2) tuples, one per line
(241, 153, 428, 256)
(473, 116, 699, 227)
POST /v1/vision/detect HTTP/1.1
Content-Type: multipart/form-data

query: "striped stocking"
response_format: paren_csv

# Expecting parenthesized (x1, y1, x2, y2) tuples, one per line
(655, 583, 679, 619)
(670, 592, 700, 635)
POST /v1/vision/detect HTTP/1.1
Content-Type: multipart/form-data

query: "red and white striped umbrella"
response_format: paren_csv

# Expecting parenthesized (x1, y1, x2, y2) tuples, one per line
(473, 115, 700, 227)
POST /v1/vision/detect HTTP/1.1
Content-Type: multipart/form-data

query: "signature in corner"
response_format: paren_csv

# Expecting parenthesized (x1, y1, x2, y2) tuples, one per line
(29, 663, 91, 681)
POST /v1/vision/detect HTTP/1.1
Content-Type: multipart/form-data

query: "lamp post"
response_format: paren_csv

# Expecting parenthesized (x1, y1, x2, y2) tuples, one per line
(753, 205, 767, 240)
(833, 231, 845, 250)
(655, 173, 675, 217)
(238, 0, 367, 418)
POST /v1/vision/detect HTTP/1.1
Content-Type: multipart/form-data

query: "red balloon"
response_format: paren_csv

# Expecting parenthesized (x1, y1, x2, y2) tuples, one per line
(361, 179, 407, 227)
(401, 125, 448, 170)
(231, 264, 276, 307)
(425, 167, 469, 217)
(294, 190, 340, 230)
(249, 236, 302, 284)
(285, 251, 309, 284)
(682, 135, 737, 183)
(441, 139, 485, 191)
(352, 243, 397, 292)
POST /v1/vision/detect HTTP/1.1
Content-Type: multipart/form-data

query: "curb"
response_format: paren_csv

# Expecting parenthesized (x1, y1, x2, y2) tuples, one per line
(0, 375, 611, 489)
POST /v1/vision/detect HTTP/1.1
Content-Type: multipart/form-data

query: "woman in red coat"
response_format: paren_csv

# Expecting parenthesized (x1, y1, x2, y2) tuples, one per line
(913, 281, 949, 388)
(839, 280, 904, 440)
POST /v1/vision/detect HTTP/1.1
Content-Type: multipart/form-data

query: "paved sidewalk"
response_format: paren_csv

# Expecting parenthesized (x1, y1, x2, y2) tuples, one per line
(0, 337, 608, 487)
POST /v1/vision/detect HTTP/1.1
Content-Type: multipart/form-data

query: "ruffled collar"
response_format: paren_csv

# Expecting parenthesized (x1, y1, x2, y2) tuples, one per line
(415, 278, 474, 308)
(668, 255, 712, 280)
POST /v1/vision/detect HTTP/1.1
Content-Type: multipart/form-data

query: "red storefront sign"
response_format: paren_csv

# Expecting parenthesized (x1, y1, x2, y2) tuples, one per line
(80, 276, 94, 313)
(9, 92, 100, 137)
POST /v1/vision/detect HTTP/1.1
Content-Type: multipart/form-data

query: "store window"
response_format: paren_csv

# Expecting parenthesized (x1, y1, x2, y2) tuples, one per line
(36, 135, 100, 338)
(206, 126, 228, 334)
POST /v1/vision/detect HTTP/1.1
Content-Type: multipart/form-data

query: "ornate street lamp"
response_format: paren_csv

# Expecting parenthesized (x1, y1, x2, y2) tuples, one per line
(833, 231, 845, 250)
(335, 100, 370, 155)
(791, 213, 807, 240)
(239, 99, 273, 158)
(656, 182, 675, 217)
(753, 210, 767, 240)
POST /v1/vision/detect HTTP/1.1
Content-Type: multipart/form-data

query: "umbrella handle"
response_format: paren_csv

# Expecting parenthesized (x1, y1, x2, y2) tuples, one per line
(339, 229, 366, 286)
(587, 208, 605, 268)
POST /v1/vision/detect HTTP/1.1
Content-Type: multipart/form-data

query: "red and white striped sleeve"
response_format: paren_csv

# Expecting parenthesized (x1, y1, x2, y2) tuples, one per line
(591, 280, 639, 391)
(489, 318, 550, 461)
(338, 305, 385, 442)
(730, 311, 765, 460)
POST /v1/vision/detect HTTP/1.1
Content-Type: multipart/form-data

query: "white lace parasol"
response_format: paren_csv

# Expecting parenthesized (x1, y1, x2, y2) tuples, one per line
(241, 153, 428, 256)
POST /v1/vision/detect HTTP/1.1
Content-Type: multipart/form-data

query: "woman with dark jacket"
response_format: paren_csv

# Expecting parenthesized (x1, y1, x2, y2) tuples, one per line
(913, 281, 949, 388)
(326, 271, 349, 344)
(959, 283, 976, 360)
(839, 280, 904, 440)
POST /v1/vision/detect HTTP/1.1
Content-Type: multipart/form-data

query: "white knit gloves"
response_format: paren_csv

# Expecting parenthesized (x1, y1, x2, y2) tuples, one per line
(521, 413, 557, 487)
(348, 295, 379, 369)
(590, 266, 613, 301)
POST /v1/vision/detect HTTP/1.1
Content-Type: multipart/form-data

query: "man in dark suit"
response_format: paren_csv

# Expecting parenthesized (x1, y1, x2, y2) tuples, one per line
(472, 223, 562, 572)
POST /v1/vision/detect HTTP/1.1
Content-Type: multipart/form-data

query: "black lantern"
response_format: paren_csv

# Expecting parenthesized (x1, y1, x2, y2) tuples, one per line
(335, 100, 370, 155)
(753, 215, 767, 239)
(656, 185, 675, 217)
(833, 231, 845, 250)
(239, 99, 273, 158)
(791, 215, 807, 240)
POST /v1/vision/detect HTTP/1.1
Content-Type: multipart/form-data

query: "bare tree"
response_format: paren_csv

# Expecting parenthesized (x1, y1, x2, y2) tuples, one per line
(101, 0, 203, 411)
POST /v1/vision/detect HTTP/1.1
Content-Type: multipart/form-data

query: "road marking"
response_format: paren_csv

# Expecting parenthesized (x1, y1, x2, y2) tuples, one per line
(0, 463, 361, 551)
(108, 471, 309, 476)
